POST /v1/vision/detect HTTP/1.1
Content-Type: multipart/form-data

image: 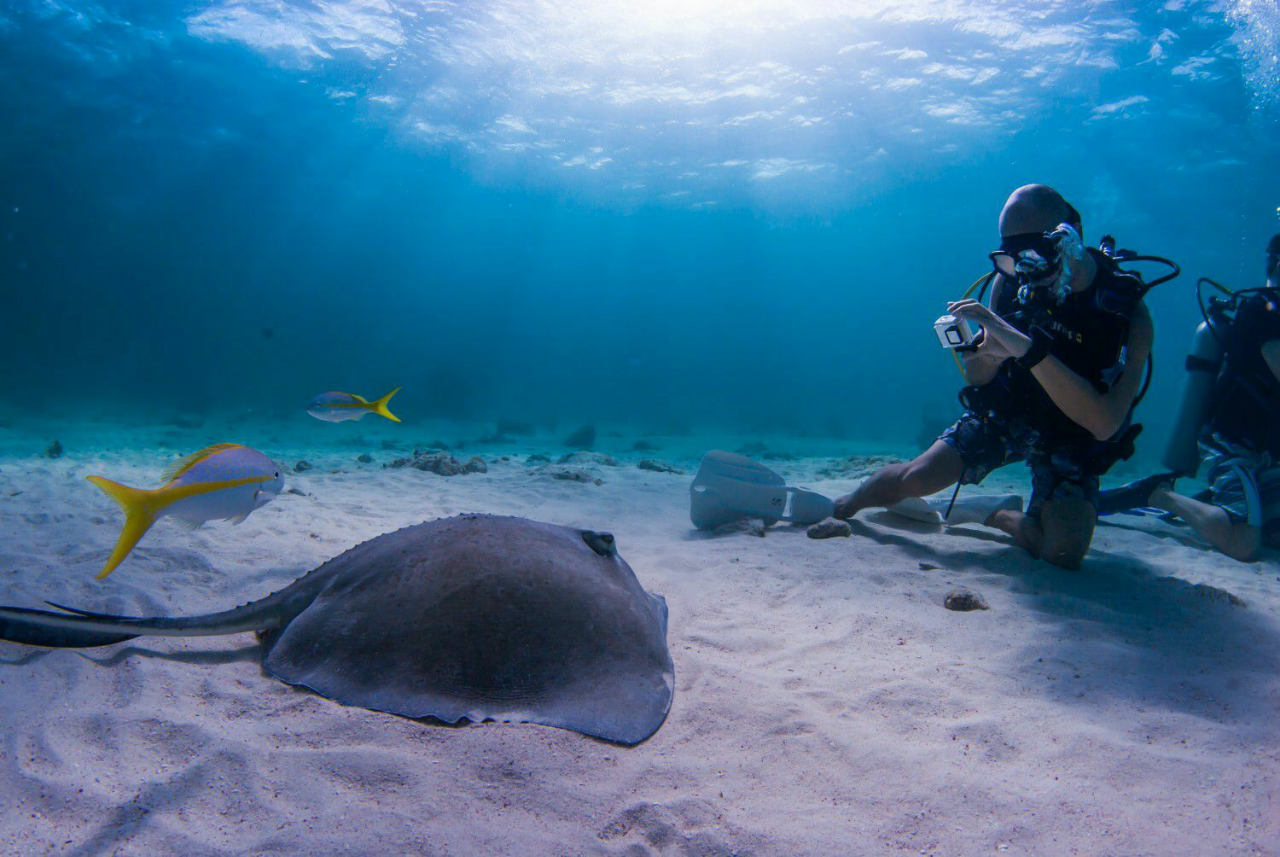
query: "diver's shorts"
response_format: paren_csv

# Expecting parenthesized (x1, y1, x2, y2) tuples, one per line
(940, 411, 1101, 519)
(1201, 435, 1280, 546)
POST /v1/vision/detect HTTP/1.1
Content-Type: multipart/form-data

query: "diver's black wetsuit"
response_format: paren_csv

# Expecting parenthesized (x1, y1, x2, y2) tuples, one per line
(1205, 290, 1280, 456)
(941, 248, 1144, 517)
(1194, 290, 1280, 543)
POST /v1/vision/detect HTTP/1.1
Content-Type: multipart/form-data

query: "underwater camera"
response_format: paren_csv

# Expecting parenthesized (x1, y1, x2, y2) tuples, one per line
(933, 314, 977, 349)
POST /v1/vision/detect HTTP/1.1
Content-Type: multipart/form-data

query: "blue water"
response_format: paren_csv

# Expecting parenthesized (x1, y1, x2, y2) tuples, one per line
(2, 1, 1278, 454)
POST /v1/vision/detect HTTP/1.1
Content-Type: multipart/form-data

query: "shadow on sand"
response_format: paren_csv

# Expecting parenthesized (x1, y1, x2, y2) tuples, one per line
(849, 512, 1280, 733)
(0, 641, 262, 668)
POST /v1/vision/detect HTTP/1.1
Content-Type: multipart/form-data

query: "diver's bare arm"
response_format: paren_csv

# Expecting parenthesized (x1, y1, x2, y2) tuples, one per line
(960, 336, 1004, 386)
(959, 277, 1010, 387)
(1029, 302, 1154, 441)
(1262, 339, 1280, 383)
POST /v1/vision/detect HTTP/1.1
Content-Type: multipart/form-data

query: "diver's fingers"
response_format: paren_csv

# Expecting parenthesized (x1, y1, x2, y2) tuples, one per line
(947, 299, 989, 316)
(950, 303, 992, 321)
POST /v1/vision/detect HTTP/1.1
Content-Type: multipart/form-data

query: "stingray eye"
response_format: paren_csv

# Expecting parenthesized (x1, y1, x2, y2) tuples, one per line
(581, 530, 617, 558)
(274, 471, 280, 478)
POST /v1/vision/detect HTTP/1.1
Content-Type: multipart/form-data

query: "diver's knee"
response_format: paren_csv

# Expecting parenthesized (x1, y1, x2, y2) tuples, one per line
(1038, 497, 1096, 570)
(1221, 526, 1262, 563)
(1042, 541, 1088, 570)
(1223, 544, 1260, 563)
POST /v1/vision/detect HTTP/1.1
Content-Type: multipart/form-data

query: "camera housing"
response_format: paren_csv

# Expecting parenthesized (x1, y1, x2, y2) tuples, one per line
(934, 314, 976, 349)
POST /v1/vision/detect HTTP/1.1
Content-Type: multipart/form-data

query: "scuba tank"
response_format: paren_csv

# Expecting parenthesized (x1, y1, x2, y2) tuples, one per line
(1160, 320, 1224, 476)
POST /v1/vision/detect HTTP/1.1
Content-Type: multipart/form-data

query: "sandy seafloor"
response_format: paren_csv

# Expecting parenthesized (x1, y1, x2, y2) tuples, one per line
(0, 415, 1276, 855)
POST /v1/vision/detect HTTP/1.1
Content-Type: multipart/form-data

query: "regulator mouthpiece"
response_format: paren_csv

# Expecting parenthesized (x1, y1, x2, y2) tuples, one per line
(990, 222, 1083, 308)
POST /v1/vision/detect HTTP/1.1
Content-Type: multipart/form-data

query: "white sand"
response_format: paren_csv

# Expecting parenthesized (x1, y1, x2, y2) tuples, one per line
(1, 420, 1277, 854)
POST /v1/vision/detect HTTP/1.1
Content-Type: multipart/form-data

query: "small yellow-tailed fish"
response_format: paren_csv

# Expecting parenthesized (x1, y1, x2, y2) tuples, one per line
(306, 387, 402, 423)
(86, 444, 285, 580)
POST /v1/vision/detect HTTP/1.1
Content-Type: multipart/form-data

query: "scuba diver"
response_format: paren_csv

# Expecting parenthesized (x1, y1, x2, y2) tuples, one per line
(1096, 234, 1280, 561)
(833, 184, 1154, 570)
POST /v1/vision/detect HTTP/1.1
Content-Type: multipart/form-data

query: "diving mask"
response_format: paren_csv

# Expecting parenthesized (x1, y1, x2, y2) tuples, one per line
(989, 222, 1085, 307)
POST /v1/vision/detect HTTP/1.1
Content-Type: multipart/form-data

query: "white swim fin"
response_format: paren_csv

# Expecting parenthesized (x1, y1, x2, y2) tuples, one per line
(886, 496, 943, 525)
(887, 493, 1023, 527)
(690, 450, 834, 530)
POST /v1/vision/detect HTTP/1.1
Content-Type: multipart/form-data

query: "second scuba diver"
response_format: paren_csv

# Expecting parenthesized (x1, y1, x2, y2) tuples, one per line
(833, 184, 1153, 570)
(1097, 234, 1280, 561)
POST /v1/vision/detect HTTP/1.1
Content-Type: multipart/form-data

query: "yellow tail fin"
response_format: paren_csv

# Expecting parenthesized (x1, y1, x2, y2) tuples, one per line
(85, 476, 163, 580)
(371, 387, 402, 422)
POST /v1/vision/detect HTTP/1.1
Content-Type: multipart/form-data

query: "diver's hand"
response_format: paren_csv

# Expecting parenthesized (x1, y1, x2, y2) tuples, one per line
(948, 300, 1031, 359)
(972, 329, 1012, 363)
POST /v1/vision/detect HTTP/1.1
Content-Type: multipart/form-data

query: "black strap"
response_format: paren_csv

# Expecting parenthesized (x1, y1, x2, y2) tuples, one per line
(1017, 330, 1051, 371)
(943, 482, 963, 521)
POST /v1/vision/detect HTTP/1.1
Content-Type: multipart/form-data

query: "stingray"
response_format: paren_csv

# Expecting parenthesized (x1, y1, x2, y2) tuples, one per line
(0, 515, 674, 745)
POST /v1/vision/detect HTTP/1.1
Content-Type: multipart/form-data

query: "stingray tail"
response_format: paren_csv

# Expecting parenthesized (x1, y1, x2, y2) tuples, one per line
(0, 606, 139, 648)
(0, 586, 307, 649)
